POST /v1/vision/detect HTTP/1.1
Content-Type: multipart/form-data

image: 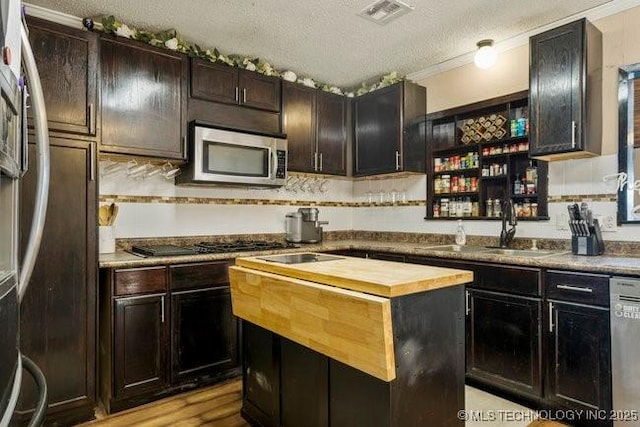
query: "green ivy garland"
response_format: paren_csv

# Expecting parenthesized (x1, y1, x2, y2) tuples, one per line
(98, 15, 403, 96)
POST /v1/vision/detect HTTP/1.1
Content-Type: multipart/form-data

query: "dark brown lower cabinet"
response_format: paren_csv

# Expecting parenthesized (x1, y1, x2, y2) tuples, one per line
(466, 289, 542, 400)
(114, 294, 168, 400)
(545, 301, 611, 426)
(100, 262, 240, 414)
(171, 286, 238, 383)
(18, 136, 96, 426)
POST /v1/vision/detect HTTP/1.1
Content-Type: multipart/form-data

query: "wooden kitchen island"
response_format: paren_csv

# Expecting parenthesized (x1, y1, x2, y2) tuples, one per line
(229, 253, 473, 427)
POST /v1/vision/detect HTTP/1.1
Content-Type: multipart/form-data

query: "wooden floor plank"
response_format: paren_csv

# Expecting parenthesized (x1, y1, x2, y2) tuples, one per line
(78, 378, 566, 426)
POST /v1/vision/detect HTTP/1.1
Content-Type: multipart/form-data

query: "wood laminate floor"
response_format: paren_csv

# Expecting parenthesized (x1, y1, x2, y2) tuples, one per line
(77, 379, 566, 427)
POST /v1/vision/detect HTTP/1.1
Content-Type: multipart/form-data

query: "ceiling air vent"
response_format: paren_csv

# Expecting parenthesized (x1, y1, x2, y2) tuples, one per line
(358, 0, 414, 25)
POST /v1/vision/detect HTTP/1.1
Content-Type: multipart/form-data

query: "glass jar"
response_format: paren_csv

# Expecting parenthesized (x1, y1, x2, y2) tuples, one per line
(441, 198, 449, 217)
(531, 202, 538, 217)
(493, 199, 502, 217)
(485, 199, 493, 217)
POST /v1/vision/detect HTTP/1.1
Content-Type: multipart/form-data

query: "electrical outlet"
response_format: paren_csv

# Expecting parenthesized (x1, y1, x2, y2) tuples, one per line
(597, 214, 616, 232)
(556, 213, 569, 231)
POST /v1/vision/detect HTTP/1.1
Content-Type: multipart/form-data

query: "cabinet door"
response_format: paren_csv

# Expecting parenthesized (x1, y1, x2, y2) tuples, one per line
(114, 294, 168, 399)
(242, 322, 280, 427)
(100, 37, 187, 159)
(282, 82, 317, 173)
(529, 20, 583, 156)
(354, 84, 401, 176)
(18, 138, 97, 425)
(27, 17, 98, 135)
(466, 289, 542, 399)
(171, 286, 238, 383)
(281, 339, 328, 427)
(316, 91, 347, 176)
(239, 69, 281, 112)
(545, 301, 611, 416)
(190, 58, 239, 105)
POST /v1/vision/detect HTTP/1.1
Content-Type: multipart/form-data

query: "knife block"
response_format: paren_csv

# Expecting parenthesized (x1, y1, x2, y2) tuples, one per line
(571, 220, 605, 256)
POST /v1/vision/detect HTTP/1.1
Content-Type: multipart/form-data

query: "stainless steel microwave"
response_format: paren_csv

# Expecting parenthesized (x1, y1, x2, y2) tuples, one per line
(177, 124, 287, 187)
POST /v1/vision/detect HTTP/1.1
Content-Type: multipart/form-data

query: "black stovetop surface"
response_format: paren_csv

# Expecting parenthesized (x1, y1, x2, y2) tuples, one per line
(130, 240, 298, 257)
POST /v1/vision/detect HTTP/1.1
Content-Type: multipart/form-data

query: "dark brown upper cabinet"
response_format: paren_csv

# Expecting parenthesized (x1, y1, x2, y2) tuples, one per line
(26, 17, 98, 136)
(529, 18, 602, 161)
(190, 59, 281, 112)
(282, 82, 347, 175)
(100, 36, 188, 160)
(353, 81, 426, 176)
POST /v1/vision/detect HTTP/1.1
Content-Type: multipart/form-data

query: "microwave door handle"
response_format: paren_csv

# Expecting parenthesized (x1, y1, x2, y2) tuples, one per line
(271, 148, 278, 178)
(19, 22, 51, 303)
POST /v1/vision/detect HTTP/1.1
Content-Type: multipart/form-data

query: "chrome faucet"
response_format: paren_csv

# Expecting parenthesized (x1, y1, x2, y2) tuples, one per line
(499, 199, 517, 248)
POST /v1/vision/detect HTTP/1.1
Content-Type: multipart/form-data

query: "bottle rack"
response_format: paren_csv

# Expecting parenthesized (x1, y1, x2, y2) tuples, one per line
(425, 91, 548, 220)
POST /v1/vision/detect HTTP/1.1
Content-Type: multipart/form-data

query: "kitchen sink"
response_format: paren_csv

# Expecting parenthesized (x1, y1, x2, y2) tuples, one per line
(422, 245, 490, 253)
(482, 248, 565, 258)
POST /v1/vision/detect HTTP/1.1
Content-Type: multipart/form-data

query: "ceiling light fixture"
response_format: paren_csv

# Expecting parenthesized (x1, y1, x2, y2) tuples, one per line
(474, 39, 497, 69)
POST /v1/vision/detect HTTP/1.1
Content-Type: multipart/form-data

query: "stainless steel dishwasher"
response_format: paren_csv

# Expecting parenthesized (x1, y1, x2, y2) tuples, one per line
(610, 277, 640, 427)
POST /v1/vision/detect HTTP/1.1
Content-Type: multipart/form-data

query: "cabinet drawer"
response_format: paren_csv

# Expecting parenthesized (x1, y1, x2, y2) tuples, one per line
(545, 270, 609, 306)
(169, 261, 231, 290)
(114, 266, 167, 296)
(475, 264, 541, 296)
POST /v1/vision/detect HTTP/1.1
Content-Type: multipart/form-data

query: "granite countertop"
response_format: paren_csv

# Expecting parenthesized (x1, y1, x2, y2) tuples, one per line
(99, 240, 640, 276)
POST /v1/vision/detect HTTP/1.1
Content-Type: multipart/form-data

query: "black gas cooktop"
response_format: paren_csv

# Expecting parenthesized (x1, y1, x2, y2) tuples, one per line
(129, 240, 298, 257)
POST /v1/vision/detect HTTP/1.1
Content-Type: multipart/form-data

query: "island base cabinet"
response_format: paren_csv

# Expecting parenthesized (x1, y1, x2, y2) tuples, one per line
(241, 322, 280, 427)
(240, 285, 465, 427)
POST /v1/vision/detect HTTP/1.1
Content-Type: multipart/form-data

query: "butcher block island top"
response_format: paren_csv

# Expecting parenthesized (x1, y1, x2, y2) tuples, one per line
(233, 252, 473, 297)
(230, 253, 472, 427)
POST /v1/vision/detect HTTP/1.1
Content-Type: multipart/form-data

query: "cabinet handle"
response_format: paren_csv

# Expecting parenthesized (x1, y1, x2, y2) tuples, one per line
(160, 295, 165, 323)
(182, 135, 187, 159)
(319, 153, 323, 172)
(395, 151, 401, 171)
(89, 142, 96, 181)
(235, 87, 239, 102)
(571, 121, 576, 148)
(314, 151, 318, 171)
(243, 88, 247, 103)
(88, 103, 95, 135)
(548, 302, 554, 333)
(556, 284, 593, 293)
(465, 290, 470, 316)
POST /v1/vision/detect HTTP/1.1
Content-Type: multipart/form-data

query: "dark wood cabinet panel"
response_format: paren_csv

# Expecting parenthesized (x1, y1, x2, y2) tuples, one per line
(545, 301, 611, 423)
(169, 260, 231, 290)
(190, 59, 280, 113)
(354, 84, 401, 175)
(190, 59, 239, 105)
(353, 81, 426, 176)
(114, 266, 167, 296)
(27, 17, 98, 136)
(18, 137, 96, 425)
(282, 82, 316, 173)
(466, 289, 542, 400)
(114, 294, 168, 399)
(171, 286, 238, 383)
(242, 322, 280, 427)
(280, 339, 328, 427)
(239, 69, 281, 112)
(529, 18, 602, 159)
(100, 36, 187, 159)
(316, 91, 347, 175)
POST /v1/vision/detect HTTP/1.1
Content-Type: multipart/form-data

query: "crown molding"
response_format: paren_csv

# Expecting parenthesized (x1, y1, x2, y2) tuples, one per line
(407, 0, 640, 82)
(23, 2, 103, 30)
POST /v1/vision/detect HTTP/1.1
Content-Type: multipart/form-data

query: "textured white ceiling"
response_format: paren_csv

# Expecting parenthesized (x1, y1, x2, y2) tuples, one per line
(27, 0, 614, 88)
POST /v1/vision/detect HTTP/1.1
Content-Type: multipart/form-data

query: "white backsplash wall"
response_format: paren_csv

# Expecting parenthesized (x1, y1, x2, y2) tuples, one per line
(101, 155, 640, 241)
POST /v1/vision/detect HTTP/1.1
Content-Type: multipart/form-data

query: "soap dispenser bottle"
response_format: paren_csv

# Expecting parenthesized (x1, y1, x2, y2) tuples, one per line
(455, 219, 466, 246)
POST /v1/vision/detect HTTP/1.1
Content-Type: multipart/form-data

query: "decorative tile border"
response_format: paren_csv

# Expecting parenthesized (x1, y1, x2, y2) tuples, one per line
(547, 194, 617, 203)
(99, 194, 426, 208)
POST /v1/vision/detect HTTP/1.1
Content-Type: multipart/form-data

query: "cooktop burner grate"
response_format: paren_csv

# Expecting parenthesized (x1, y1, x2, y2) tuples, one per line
(128, 240, 298, 257)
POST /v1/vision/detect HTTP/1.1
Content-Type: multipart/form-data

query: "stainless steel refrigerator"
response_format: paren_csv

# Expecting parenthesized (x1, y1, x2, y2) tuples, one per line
(0, 0, 50, 425)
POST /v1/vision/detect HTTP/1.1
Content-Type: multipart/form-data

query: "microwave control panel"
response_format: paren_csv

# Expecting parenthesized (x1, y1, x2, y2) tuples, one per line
(276, 150, 286, 179)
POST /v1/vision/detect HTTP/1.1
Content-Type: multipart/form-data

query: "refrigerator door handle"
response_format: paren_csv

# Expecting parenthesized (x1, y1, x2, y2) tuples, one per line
(21, 354, 48, 427)
(18, 22, 50, 303)
(0, 357, 23, 427)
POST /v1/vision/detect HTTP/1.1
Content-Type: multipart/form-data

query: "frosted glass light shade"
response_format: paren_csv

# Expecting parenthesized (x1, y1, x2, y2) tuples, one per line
(474, 40, 497, 69)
